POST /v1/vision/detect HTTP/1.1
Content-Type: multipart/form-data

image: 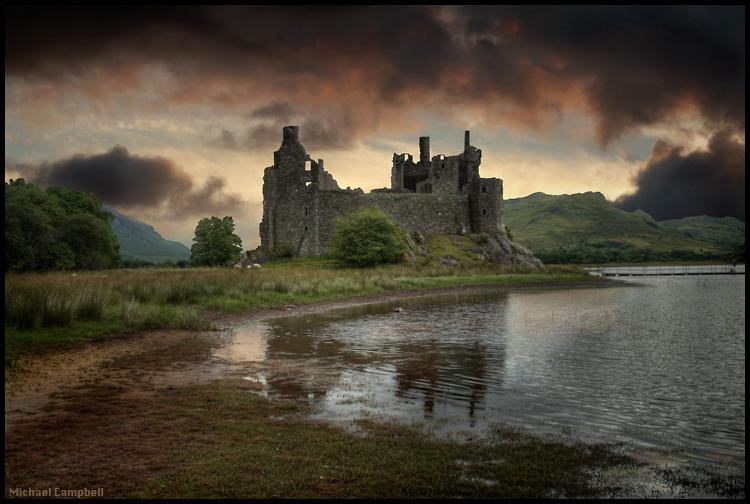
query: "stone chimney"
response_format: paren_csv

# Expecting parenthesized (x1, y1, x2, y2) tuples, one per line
(465, 130, 471, 148)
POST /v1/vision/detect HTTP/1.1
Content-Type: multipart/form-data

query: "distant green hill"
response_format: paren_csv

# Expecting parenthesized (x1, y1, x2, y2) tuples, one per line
(504, 192, 743, 263)
(103, 205, 190, 264)
(659, 215, 745, 249)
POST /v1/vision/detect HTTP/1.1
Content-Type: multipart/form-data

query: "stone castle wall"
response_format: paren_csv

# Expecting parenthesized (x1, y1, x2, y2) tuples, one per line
(260, 126, 505, 256)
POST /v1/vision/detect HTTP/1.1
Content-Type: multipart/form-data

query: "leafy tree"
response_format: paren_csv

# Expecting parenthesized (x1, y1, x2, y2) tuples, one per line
(4, 179, 119, 271)
(328, 208, 407, 267)
(190, 216, 243, 266)
(57, 213, 120, 270)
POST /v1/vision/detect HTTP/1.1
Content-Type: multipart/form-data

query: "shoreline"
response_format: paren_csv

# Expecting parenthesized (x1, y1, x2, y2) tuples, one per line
(211, 276, 625, 328)
(6, 275, 618, 418)
(5, 270, 611, 370)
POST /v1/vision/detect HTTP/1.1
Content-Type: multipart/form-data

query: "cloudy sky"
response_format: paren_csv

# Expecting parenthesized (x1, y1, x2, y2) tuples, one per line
(5, 6, 745, 248)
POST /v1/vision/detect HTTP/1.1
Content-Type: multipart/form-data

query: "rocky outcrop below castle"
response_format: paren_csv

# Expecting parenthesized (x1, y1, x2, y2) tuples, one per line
(244, 231, 542, 269)
(404, 231, 543, 269)
(482, 232, 544, 268)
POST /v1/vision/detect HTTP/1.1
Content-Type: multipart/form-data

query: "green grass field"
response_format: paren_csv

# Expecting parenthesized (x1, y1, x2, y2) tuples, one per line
(5, 260, 594, 368)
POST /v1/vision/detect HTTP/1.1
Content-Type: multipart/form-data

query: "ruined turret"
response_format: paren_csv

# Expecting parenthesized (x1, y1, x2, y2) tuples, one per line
(261, 125, 514, 259)
(419, 136, 430, 163)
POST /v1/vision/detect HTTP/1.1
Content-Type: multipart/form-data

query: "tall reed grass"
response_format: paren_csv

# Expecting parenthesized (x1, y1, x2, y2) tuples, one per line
(5, 263, 586, 333)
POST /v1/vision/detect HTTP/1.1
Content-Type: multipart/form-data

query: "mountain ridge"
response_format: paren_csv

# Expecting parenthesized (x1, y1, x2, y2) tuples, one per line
(103, 204, 191, 264)
(504, 192, 744, 263)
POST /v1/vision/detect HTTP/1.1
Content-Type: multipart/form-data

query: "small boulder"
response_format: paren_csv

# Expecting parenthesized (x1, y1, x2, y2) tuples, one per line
(439, 256, 459, 266)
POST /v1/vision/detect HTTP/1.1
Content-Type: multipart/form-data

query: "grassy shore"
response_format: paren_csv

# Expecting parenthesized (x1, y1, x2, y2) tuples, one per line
(130, 380, 635, 499)
(5, 260, 595, 367)
(5, 374, 636, 499)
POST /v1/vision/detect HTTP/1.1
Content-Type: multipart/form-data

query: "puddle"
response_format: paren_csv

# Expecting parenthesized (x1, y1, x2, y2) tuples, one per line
(213, 324, 268, 362)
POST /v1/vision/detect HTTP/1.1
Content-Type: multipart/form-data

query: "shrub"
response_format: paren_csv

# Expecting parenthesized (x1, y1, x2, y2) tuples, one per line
(328, 208, 407, 267)
(269, 243, 294, 260)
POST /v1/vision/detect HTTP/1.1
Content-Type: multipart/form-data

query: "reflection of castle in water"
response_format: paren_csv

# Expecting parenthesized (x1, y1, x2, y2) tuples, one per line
(261, 296, 507, 422)
(394, 340, 493, 425)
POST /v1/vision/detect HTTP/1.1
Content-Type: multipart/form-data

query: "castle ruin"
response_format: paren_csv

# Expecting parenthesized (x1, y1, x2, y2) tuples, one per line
(260, 126, 512, 258)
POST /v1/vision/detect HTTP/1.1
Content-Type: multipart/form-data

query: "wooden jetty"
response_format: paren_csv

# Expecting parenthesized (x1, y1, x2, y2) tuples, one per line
(587, 264, 745, 277)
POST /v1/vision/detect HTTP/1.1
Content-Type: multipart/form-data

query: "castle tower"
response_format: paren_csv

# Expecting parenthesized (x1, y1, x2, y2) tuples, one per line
(419, 136, 430, 163)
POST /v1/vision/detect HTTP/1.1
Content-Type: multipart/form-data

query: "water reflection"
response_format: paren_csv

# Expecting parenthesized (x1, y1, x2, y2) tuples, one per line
(217, 277, 745, 466)
(256, 293, 510, 423)
(393, 340, 494, 424)
(214, 323, 267, 362)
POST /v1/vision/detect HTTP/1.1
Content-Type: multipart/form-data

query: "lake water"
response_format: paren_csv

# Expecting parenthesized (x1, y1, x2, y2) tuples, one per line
(221, 276, 745, 467)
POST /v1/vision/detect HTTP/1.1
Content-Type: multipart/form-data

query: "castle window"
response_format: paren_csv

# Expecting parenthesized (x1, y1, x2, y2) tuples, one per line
(482, 209, 487, 215)
(481, 185, 487, 193)
(305, 225, 308, 231)
(304, 207, 308, 216)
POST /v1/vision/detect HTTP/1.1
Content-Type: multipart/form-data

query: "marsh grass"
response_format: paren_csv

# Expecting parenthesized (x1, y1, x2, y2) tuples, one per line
(74, 292, 106, 321)
(127, 381, 635, 498)
(41, 296, 74, 327)
(5, 261, 595, 366)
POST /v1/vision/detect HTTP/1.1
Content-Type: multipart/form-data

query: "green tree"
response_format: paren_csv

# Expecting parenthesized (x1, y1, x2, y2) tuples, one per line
(57, 213, 120, 270)
(4, 179, 119, 271)
(190, 216, 243, 266)
(328, 208, 407, 267)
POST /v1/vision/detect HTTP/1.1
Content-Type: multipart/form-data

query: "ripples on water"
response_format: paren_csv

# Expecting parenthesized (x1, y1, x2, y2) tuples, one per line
(221, 276, 745, 466)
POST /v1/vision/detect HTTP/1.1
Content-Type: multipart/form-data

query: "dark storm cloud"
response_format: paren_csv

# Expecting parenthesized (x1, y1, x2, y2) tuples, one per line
(463, 6, 746, 144)
(6, 6, 744, 144)
(210, 102, 356, 151)
(613, 131, 745, 221)
(12, 147, 245, 217)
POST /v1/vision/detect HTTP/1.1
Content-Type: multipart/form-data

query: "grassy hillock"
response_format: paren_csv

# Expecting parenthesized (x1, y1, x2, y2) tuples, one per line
(504, 192, 742, 263)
